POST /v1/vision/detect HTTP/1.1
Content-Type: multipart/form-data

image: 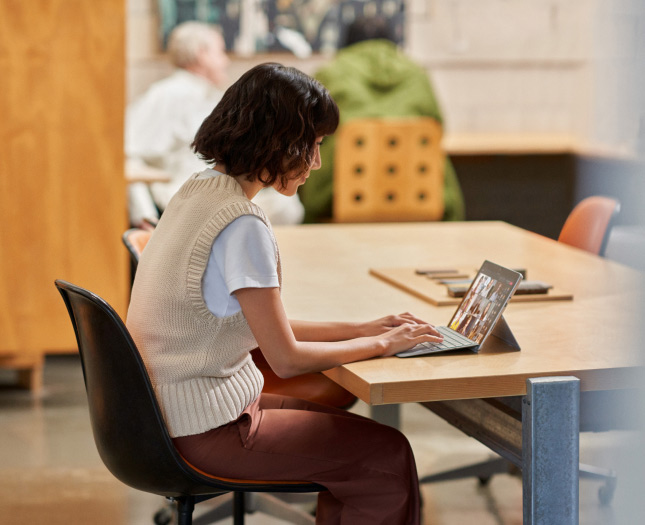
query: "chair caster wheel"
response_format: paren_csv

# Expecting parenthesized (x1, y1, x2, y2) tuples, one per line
(478, 476, 491, 486)
(153, 507, 174, 525)
(598, 481, 616, 506)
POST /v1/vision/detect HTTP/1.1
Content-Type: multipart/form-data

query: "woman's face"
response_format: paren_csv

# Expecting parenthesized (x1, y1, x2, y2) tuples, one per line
(273, 138, 323, 197)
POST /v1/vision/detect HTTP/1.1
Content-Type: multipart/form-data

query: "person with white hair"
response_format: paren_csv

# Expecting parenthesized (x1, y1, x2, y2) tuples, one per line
(127, 21, 305, 227)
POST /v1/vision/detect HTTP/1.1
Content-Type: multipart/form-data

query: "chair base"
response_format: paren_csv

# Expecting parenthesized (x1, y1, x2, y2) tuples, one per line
(162, 491, 317, 525)
(195, 492, 316, 525)
(419, 456, 516, 486)
(419, 456, 617, 505)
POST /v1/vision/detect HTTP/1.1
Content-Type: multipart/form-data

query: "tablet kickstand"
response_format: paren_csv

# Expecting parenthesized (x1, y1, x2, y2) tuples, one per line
(489, 315, 521, 350)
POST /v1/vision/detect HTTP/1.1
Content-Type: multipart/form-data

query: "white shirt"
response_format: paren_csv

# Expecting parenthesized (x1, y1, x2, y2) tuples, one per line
(202, 214, 279, 317)
(195, 171, 280, 316)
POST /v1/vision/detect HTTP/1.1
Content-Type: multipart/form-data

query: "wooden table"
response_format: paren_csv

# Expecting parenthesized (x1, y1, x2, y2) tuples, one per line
(443, 132, 635, 159)
(274, 221, 643, 524)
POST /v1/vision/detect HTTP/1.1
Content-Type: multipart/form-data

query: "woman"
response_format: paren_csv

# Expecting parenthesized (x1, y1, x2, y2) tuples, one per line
(127, 63, 442, 524)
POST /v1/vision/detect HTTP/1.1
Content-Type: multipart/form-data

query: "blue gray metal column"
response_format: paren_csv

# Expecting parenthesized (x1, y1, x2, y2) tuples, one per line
(523, 376, 580, 524)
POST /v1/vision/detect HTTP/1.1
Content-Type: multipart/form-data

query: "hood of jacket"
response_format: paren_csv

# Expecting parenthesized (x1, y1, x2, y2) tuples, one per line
(335, 40, 414, 91)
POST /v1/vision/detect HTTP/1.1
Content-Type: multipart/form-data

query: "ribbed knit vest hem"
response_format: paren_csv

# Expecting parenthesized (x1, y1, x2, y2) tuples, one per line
(157, 360, 264, 438)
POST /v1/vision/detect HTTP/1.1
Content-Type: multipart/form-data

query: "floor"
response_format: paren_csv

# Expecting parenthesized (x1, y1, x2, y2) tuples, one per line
(0, 355, 641, 524)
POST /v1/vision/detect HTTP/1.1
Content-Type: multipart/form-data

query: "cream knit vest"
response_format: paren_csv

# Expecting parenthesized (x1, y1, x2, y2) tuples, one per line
(126, 173, 280, 437)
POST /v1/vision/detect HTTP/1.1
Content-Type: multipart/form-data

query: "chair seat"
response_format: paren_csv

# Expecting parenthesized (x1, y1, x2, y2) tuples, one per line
(180, 452, 321, 489)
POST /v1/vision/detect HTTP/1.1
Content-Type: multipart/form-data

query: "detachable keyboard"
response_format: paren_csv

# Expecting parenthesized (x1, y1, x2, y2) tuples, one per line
(396, 325, 478, 358)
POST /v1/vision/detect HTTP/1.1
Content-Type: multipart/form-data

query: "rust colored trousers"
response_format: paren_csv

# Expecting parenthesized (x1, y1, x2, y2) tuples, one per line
(173, 393, 420, 525)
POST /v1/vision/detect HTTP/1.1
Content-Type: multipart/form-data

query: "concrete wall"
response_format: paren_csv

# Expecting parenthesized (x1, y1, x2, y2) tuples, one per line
(406, 0, 594, 138)
(126, 0, 640, 153)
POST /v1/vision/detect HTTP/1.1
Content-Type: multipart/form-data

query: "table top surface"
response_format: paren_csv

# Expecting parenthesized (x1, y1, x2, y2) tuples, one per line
(274, 221, 644, 405)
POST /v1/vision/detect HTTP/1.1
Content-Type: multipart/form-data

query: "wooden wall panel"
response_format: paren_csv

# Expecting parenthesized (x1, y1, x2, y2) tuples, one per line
(0, 0, 128, 375)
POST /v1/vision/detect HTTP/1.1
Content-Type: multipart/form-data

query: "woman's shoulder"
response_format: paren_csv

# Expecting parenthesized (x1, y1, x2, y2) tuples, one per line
(198, 194, 273, 242)
(218, 214, 274, 247)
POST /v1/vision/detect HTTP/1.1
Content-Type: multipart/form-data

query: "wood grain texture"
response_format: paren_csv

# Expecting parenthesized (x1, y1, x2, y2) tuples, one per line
(274, 222, 644, 404)
(0, 1, 128, 365)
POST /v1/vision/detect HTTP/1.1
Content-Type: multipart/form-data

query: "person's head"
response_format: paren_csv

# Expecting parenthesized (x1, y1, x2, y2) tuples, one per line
(167, 21, 229, 86)
(341, 15, 396, 49)
(192, 63, 339, 195)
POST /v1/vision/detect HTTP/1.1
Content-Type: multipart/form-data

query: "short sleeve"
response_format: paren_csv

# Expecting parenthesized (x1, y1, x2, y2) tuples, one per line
(216, 215, 279, 293)
(202, 215, 278, 317)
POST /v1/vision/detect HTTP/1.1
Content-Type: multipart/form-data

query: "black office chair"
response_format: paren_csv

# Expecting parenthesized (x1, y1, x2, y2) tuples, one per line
(54, 280, 323, 525)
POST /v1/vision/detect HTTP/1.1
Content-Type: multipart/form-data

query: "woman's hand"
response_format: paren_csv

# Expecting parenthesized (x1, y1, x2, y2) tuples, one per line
(237, 287, 445, 376)
(376, 322, 444, 357)
(359, 312, 434, 337)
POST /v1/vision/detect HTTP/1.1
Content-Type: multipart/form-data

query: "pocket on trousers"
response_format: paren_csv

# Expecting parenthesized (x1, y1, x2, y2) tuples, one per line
(237, 396, 262, 447)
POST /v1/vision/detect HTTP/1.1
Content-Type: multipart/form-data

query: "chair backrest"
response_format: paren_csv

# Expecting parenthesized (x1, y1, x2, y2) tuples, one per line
(55, 280, 323, 498)
(122, 228, 152, 265)
(558, 196, 621, 256)
(333, 117, 445, 223)
(54, 280, 228, 497)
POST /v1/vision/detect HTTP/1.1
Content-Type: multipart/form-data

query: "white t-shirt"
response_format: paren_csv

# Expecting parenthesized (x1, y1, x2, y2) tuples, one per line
(202, 214, 279, 317)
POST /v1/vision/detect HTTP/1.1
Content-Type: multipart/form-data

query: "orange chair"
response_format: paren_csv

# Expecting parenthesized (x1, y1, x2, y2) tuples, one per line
(558, 196, 621, 256)
(122, 228, 152, 265)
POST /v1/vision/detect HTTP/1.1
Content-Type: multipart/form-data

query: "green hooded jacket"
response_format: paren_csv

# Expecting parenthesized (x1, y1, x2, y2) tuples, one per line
(301, 39, 465, 223)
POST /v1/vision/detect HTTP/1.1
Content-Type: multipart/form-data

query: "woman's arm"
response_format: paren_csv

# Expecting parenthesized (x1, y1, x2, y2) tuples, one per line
(290, 313, 433, 342)
(235, 287, 442, 378)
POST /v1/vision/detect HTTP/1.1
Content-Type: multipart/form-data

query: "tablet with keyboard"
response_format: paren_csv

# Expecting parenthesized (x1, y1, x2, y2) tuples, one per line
(397, 260, 522, 357)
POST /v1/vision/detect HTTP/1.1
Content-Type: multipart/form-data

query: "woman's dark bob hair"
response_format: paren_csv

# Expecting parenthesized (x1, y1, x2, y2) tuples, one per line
(192, 63, 339, 188)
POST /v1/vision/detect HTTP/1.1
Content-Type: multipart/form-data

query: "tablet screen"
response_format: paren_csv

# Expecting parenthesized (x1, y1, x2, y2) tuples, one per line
(448, 261, 522, 344)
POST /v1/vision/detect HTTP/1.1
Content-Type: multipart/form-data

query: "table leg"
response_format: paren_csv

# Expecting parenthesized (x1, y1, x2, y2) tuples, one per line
(369, 404, 401, 428)
(522, 376, 580, 525)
